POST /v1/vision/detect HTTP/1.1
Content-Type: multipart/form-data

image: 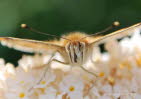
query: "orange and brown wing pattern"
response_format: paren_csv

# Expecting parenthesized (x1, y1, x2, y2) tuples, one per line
(90, 22, 141, 45)
(0, 37, 64, 53)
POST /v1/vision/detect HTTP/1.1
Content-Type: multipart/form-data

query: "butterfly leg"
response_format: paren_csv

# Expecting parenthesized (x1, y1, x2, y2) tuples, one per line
(51, 59, 69, 65)
(80, 66, 98, 77)
(37, 52, 69, 83)
(28, 52, 69, 91)
(80, 66, 100, 97)
(28, 52, 56, 91)
(36, 60, 68, 86)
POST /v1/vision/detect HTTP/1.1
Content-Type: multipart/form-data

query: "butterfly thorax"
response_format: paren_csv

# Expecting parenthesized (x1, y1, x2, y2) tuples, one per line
(65, 41, 88, 66)
(62, 32, 89, 45)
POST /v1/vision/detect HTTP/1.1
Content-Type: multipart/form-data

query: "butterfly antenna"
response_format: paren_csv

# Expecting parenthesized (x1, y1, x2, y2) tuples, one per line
(80, 21, 120, 40)
(21, 24, 71, 41)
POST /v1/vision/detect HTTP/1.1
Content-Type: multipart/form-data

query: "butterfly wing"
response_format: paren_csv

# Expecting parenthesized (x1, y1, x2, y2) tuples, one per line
(0, 37, 64, 53)
(90, 22, 141, 46)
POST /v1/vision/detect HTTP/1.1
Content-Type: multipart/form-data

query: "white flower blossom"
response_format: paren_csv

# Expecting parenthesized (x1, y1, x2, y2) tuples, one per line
(59, 74, 84, 99)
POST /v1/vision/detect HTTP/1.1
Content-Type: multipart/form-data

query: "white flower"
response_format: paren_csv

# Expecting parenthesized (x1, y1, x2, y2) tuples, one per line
(34, 69, 56, 88)
(59, 74, 84, 99)
(38, 87, 58, 99)
(5, 88, 33, 99)
(18, 54, 51, 71)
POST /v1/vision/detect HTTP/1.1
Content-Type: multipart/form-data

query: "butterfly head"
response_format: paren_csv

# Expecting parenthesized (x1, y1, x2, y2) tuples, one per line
(65, 40, 87, 65)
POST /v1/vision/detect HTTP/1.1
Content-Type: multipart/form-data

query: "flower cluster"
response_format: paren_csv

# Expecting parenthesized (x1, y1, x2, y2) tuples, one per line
(1, 30, 141, 99)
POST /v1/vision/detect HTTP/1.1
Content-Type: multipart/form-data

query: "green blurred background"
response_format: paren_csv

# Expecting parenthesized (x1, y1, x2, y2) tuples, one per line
(0, 0, 141, 65)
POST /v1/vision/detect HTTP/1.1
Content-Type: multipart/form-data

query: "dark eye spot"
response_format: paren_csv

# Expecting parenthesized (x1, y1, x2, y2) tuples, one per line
(67, 43, 72, 62)
(74, 52, 77, 62)
(73, 45, 77, 63)
(78, 42, 82, 51)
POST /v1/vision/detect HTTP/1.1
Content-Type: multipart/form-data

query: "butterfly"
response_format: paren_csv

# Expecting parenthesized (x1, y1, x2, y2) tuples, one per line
(0, 22, 141, 76)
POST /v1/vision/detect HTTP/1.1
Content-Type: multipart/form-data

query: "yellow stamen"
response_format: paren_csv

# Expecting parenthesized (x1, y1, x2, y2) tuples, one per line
(34, 92, 39, 96)
(39, 88, 46, 94)
(19, 92, 25, 98)
(99, 72, 105, 77)
(119, 64, 125, 69)
(119, 61, 131, 70)
(20, 81, 25, 84)
(135, 57, 141, 67)
(69, 86, 75, 92)
(40, 81, 46, 85)
(56, 91, 61, 95)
